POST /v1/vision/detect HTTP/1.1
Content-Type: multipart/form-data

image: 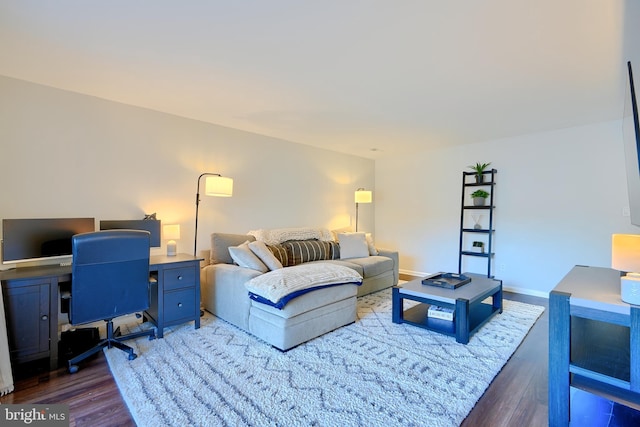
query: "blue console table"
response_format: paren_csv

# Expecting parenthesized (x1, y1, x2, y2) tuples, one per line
(549, 265, 640, 426)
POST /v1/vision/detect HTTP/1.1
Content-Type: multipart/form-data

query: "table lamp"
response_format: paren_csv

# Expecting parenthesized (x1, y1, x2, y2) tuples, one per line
(164, 224, 181, 256)
(612, 234, 640, 304)
(354, 188, 372, 232)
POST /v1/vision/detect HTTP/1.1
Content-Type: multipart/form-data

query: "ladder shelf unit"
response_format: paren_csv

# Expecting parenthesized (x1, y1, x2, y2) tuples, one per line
(458, 169, 496, 277)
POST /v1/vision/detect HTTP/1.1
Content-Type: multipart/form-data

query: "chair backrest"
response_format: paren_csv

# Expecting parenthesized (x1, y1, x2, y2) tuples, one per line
(70, 230, 151, 325)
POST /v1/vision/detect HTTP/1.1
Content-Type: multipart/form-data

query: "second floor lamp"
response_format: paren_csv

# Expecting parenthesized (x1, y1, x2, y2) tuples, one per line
(194, 173, 233, 256)
(354, 188, 372, 232)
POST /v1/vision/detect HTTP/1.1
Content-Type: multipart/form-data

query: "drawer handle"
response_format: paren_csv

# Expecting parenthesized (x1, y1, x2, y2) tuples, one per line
(177, 275, 183, 280)
(41, 315, 48, 321)
(178, 303, 183, 308)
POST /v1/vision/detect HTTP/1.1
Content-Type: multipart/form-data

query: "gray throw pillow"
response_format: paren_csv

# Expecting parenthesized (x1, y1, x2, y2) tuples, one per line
(228, 241, 269, 272)
(248, 241, 284, 271)
(211, 233, 256, 264)
(338, 232, 370, 259)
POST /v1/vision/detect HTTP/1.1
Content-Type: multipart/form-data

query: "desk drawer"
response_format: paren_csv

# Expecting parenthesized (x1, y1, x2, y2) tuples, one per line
(163, 266, 196, 291)
(164, 288, 196, 323)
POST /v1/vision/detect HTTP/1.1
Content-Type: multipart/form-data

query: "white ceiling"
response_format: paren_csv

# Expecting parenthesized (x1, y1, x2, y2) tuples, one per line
(0, 1, 630, 159)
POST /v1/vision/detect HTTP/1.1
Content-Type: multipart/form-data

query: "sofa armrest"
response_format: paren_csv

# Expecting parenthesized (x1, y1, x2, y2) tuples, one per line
(199, 249, 211, 267)
(200, 263, 263, 330)
(376, 248, 399, 285)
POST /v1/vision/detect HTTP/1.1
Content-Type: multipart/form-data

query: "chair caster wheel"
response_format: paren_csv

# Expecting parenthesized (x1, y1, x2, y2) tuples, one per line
(128, 353, 138, 361)
(69, 365, 79, 374)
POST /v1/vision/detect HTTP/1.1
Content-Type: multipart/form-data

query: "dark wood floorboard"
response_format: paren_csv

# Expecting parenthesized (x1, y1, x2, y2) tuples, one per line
(461, 291, 549, 426)
(6, 283, 625, 427)
(0, 354, 135, 427)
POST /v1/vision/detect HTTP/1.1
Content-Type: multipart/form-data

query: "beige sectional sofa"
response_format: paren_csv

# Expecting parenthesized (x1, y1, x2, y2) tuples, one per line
(200, 230, 399, 350)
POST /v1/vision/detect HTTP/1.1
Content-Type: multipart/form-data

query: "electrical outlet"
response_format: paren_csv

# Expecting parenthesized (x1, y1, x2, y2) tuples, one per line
(623, 207, 631, 217)
(498, 263, 506, 272)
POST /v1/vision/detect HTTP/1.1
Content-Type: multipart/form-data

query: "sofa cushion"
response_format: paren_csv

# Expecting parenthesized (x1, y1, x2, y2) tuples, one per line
(228, 241, 269, 273)
(211, 233, 256, 264)
(338, 232, 369, 259)
(342, 255, 394, 278)
(248, 240, 283, 271)
(282, 239, 339, 266)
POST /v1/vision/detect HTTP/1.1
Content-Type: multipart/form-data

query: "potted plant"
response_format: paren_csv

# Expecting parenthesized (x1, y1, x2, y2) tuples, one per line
(471, 189, 490, 206)
(471, 241, 485, 253)
(468, 162, 491, 183)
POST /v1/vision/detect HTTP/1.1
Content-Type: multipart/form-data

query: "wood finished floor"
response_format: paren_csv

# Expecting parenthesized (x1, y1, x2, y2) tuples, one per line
(1, 283, 633, 426)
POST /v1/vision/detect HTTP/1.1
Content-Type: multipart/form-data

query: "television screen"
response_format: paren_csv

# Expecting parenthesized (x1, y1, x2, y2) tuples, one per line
(99, 219, 161, 247)
(623, 61, 640, 227)
(1, 218, 95, 264)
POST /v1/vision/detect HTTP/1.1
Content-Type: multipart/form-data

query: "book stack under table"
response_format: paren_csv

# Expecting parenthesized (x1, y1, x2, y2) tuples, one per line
(427, 305, 455, 321)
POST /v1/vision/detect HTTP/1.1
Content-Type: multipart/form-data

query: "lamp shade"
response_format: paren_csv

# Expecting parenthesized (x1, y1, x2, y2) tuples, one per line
(205, 175, 233, 197)
(163, 224, 181, 241)
(612, 234, 640, 272)
(355, 189, 372, 204)
(612, 234, 640, 304)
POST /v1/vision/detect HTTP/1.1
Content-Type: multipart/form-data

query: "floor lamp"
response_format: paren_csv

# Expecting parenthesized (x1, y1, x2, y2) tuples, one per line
(194, 173, 233, 256)
(354, 188, 372, 232)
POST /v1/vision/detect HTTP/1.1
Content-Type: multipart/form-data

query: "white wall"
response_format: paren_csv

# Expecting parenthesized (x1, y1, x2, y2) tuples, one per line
(2, 69, 638, 299)
(374, 0, 640, 296)
(375, 120, 637, 296)
(0, 76, 375, 264)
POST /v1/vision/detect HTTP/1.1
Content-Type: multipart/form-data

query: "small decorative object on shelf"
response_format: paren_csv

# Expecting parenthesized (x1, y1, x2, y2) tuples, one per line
(422, 272, 471, 289)
(427, 305, 455, 321)
(471, 241, 484, 253)
(471, 189, 490, 206)
(471, 214, 483, 229)
(467, 162, 491, 183)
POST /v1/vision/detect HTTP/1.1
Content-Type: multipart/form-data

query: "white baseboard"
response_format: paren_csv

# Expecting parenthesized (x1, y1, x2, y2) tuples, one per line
(502, 286, 549, 299)
(398, 269, 549, 299)
(399, 269, 430, 277)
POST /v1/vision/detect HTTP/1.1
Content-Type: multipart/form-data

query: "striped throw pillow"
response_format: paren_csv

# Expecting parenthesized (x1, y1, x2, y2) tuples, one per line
(267, 244, 289, 267)
(281, 240, 339, 266)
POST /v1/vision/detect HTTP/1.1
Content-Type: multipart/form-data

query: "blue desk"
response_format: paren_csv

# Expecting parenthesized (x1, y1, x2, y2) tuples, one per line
(0, 253, 202, 370)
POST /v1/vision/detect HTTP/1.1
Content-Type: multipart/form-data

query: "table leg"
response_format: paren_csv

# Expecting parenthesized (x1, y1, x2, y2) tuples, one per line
(455, 298, 470, 344)
(493, 286, 503, 314)
(549, 290, 571, 426)
(392, 286, 402, 324)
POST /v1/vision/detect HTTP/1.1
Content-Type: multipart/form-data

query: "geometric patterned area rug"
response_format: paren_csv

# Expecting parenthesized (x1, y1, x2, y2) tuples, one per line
(105, 289, 544, 427)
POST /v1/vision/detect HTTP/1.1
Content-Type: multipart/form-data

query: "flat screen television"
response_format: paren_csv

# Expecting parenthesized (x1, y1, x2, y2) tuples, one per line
(1, 217, 95, 265)
(623, 61, 640, 227)
(99, 219, 161, 247)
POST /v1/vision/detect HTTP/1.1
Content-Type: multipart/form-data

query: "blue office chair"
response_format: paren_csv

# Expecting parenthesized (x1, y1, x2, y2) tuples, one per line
(67, 230, 156, 373)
